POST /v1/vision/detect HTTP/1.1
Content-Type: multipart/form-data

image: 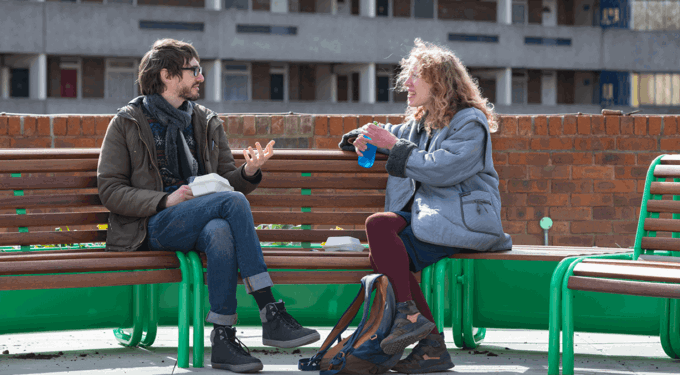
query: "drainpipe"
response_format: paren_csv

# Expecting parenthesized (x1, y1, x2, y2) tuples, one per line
(540, 217, 553, 246)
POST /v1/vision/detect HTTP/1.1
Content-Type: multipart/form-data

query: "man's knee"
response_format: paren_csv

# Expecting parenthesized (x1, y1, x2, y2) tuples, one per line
(201, 219, 234, 252)
(217, 191, 250, 213)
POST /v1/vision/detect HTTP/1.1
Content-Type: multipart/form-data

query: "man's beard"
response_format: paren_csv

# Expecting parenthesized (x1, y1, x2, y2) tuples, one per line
(179, 84, 200, 101)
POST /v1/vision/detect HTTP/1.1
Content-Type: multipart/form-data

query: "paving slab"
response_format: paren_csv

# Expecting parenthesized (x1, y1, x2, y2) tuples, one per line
(1, 327, 678, 374)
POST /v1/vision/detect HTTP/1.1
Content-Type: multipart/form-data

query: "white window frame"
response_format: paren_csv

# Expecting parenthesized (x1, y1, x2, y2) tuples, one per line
(223, 62, 251, 102)
(105, 58, 138, 99)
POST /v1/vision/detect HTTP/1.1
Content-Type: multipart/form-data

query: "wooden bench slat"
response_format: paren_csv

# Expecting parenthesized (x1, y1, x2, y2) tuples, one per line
(231, 149, 388, 161)
(264, 271, 374, 284)
(0, 175, 97, 190)
(0, 211, 109, 228)
(0, 230, 106, 247)
(248, 195, 384, 208)
(645, 200, 680, 213)
(0, 251, 177, 262)
(0, 159, 99, 173)
(0, 257, 180, 276)
(253, 212, 371, 225)
(640, 237, 680, 252)
(239, 270, 419, 285)
(258, 176, 387, 189)
(653, 165, 680, 179)
(638, 254, 680, 263)
(649, 182, 680, 196)
(573, 262, 680, 283)
(0, 269, 182, 291)
(661, 155, 680, 165)
(257, 160, 388, 173)
(568, 276, 680, 299)
(257, 229, 367, 242)
(580, 258, 680, 270)
(0, 194, 102, 209)
(450, 246, 630, 262)
(644, 218, 680, 233)
(0, 148, 101, 161)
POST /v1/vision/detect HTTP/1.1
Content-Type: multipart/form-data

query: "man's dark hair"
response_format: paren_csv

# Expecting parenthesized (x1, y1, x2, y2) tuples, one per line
(138, 39, 200, 95)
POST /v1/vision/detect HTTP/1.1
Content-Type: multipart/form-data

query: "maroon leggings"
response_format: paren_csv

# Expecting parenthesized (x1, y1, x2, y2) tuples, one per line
(365, 212, 438, 334)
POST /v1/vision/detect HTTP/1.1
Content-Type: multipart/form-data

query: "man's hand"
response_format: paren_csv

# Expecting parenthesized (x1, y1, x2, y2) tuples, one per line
(243, 140, 275, 177)
(165, 185, 194, 208)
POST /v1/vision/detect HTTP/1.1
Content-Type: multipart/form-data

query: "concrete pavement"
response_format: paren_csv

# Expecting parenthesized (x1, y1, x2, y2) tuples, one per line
(1, 326, 678, 374)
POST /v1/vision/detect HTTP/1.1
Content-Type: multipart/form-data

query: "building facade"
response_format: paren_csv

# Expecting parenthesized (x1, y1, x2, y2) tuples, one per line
(1, 0, 679, 115)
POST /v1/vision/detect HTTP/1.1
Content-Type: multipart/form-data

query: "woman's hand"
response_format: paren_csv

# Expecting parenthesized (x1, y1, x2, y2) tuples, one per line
(361, 124, 398, 150)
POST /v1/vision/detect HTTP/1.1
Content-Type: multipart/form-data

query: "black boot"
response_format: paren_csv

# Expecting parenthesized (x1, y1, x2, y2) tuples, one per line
(261, 300, 320, 348)
(380, 300, 436, 355)
(211, 325, 263, 373)
(392, 332, 454, 373)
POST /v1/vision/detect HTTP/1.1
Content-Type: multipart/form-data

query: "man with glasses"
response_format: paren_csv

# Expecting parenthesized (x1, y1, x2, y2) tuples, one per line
(97, 39, 319, 373)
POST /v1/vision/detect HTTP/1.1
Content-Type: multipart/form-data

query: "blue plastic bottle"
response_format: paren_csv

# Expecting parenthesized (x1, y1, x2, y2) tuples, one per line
(358, 136, 377, 168)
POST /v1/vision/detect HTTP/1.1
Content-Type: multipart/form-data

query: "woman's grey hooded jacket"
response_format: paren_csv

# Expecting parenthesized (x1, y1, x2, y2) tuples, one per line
(340, 107, 512, 251)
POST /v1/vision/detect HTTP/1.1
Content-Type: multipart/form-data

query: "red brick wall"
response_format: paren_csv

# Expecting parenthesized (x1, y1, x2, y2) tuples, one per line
(2, 113, 679, 248)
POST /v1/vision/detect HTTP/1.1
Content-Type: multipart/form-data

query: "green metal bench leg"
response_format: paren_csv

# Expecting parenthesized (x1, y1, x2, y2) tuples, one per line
(421, 264, 433, 307)
(176, 252, 192, 368)
(462, 259, 485, 349)
(450, 258, 464, 348)
(188, 251, 205, 368)
(548, 256, 580, 375)
(670, 299, 680, 358)
(139, 284, 159, 347)
(113, 284, 146, 347)
(548, 252, 634, 375)
(560, 257, 585, 375)
(433, 259, 448, 332)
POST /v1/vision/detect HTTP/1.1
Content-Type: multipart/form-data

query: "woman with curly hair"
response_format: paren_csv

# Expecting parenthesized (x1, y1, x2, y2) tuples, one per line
(339, 38, 512, 373)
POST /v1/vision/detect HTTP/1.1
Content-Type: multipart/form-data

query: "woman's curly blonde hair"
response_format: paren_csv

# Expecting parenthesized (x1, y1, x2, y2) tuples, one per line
(395, 38, 498, 133)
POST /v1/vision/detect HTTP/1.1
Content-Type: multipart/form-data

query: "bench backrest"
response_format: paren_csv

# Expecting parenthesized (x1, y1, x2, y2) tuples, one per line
(0, 148, 387, 251)
(634, 154, 680, 260)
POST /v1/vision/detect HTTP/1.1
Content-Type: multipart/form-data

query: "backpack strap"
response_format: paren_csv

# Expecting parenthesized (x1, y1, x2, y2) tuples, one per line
(299, 274, 385, 372)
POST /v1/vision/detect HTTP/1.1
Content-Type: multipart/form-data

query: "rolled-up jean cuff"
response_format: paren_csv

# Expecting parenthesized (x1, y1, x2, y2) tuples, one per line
(243, 271, 274, 294)
(206, 311, 238, 326)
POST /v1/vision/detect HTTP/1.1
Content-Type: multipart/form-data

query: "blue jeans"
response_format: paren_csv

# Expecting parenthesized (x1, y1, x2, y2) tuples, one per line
(147, 191, 273, 326)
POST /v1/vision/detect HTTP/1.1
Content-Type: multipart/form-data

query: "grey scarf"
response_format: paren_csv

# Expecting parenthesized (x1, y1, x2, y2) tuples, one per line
(143, 94, 199, 181)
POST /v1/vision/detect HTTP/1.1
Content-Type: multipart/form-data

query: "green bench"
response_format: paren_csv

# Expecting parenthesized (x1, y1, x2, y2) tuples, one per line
(549, 154, 680, 374)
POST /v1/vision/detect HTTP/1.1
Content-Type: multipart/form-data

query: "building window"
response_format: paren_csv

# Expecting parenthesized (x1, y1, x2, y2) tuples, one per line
(633, 0, 680, 31)
(337, 75, 348, 102)
(106, 59, 136, 99)
(225, 0, 248, 9)
(377, 0, 389, 16)
(224, 63, 250, 101)
(633, 73, 680, 106)
(60, 58, 80, 99)
(351, 72, 360, 102)
(10, 68, 29, 98)
(414, 0, 434, 18)
(512, 1, 527, 24)
(270, 64, 286, 101)
(512, 71, 527, 105)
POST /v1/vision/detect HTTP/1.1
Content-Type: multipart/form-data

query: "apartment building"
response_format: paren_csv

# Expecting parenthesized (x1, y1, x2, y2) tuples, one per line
(0, 0, 678, 115)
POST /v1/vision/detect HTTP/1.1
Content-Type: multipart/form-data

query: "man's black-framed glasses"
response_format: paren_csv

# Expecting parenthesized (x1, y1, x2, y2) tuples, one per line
(181, 66, 203, 77)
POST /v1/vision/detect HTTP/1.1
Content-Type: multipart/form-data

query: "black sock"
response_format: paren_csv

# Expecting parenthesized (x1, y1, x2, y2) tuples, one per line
(252, 287, 276, 310)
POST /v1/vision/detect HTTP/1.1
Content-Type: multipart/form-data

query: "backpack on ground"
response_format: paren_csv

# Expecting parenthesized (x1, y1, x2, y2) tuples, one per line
(298, 274, 401, 374)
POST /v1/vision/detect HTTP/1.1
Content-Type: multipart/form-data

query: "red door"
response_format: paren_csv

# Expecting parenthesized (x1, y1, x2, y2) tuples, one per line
(60, 69, 77, 98)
